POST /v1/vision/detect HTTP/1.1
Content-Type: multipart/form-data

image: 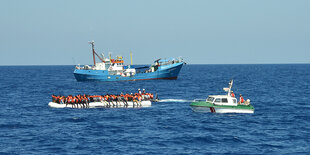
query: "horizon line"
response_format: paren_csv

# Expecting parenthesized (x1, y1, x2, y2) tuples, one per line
(0, 62, 309, 67)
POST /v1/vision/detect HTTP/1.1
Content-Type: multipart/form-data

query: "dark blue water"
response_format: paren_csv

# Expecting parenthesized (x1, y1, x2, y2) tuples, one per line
(0, 64, 310, 154)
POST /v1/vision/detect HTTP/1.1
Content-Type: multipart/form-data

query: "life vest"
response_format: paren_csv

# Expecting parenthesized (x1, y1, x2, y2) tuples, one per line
(77, 96, 81, 103)
(72, 97, 76, 103)
(52, 95, 56, 102)
(240, 96, 244, 103)
(110, 95, 115, 100)
(60, 96, 65, 104)
(100, 96, 104, 101)
(124, 95, 129, 101)
(231, 92, 235, 97)
(104, 95, 109, 100)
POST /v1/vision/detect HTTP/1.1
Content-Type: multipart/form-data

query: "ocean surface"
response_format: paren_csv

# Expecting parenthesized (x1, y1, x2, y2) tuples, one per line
(0, 64, 309, 154)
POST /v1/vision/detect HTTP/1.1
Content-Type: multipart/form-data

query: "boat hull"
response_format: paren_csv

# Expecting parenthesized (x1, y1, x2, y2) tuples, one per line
(74, 62, 183, 81)
(190, 106, 254, 113)
(190, 101, 254, 114)
(48, 100, 151, 108)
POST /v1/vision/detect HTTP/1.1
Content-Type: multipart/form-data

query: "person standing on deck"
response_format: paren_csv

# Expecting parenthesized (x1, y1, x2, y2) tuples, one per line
(231, 91, 235, 97)
(239, 94, 245, 104)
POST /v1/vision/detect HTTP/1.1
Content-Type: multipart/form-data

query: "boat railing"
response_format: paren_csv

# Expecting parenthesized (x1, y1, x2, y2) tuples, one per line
(160, 60, 182, 66)
(157, 58, 183, 66)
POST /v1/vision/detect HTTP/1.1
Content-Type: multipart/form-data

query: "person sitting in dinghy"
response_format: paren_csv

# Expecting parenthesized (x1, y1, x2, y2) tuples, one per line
(52, 95, 56, 102)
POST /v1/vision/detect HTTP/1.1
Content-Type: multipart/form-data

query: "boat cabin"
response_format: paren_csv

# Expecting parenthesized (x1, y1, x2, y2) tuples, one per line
(207, 95, 237, 106)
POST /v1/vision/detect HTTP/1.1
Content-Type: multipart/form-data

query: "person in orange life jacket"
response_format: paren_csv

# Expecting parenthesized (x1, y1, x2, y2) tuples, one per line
(141, 89, 147, 100)
(77, 95, 86, 108)
(57, 96, 62, 104)
(239, 94, 245, 103)
(66, 95, 73, 107)
(52, 95, 56, 102)
(86, 95, 90, 103)
(137, 94, 142, 101)
(150, 93, 154, 99)
(65, 95, 70, 104)
(82, 95, 89, 107)
(110, 94, 116, 101)
(68, 95, 73, 104)
(104, 94, 109, 101)
(127, 93, 133, 101)
(119, 94, 128, 106)
(64, 95, 69, 106)
(109, 95, 117, 106)
(75, 96, 79, 103)
(73, 96, 79, 108)
(59, 96, 65, 104)
(132, 94, 137, 102)
(77, 95, 81, 103)
(231, 91, 235, 97)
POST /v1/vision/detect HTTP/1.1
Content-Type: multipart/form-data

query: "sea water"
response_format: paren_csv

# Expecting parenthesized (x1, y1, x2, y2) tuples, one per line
(0, 64, 309, 154)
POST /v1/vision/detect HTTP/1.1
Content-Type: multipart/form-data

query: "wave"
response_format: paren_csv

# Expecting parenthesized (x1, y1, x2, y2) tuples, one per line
(158, 99, 193, 103)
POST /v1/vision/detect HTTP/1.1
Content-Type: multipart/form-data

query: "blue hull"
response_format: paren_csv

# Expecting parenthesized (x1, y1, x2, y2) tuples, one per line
(74, 62, 183, 81)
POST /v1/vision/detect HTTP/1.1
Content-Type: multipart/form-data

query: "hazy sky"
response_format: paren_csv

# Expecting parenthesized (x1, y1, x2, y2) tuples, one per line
(0, 0, 309, 65)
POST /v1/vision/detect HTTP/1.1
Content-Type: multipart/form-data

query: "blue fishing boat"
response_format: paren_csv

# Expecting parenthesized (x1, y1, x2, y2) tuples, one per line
(74, 41, 185, 81)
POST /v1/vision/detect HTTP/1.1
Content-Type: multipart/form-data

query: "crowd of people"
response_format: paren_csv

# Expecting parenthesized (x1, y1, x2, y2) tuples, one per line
(52, 89, 156, 107)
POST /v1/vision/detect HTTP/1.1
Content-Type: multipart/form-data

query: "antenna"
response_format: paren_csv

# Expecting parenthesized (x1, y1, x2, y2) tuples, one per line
(130, 51, 133, 65)
(88, 40, 96, 66)
(88, 40, 95, 45)
(228, 80, 233, 96)
(109, 52, 112, 61)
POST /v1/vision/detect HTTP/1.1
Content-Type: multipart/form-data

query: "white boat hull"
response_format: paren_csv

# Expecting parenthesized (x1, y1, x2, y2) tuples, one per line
(48, 100, 151, 108)
(191, 106, 254, 114)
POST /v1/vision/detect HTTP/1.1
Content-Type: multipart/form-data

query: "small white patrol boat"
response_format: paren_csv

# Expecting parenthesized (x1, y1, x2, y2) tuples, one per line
(190, 80, 254, 113)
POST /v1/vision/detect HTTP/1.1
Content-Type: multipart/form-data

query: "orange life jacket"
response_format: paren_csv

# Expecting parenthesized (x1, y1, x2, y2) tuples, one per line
(240, 96, 244, 103)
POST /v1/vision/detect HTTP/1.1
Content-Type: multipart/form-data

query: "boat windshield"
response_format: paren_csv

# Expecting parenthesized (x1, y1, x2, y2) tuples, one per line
(207, 97, 214, 102)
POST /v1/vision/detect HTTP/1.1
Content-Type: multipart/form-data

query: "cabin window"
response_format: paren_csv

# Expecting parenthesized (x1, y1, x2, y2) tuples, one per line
(222, 98, 228, 103)
(215, 98, 221, 103)
(207, 97, 214, 102)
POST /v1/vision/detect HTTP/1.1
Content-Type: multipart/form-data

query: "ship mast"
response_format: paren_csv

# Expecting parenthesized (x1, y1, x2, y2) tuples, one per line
(88, 40, 96, 66)
(228, 80, 233, 96)
(88, 40, 105, 66)
(130, 51, 133, 65)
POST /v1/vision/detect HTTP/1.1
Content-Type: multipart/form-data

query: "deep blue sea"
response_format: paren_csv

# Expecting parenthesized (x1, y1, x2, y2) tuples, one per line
(0, 64, 310, 154)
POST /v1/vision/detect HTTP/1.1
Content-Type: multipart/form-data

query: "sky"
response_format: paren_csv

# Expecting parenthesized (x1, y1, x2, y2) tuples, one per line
(0, 0, 309, 65)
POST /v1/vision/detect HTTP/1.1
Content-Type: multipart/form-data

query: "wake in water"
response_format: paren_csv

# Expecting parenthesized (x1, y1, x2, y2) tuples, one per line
(158, 99, 193, 103)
